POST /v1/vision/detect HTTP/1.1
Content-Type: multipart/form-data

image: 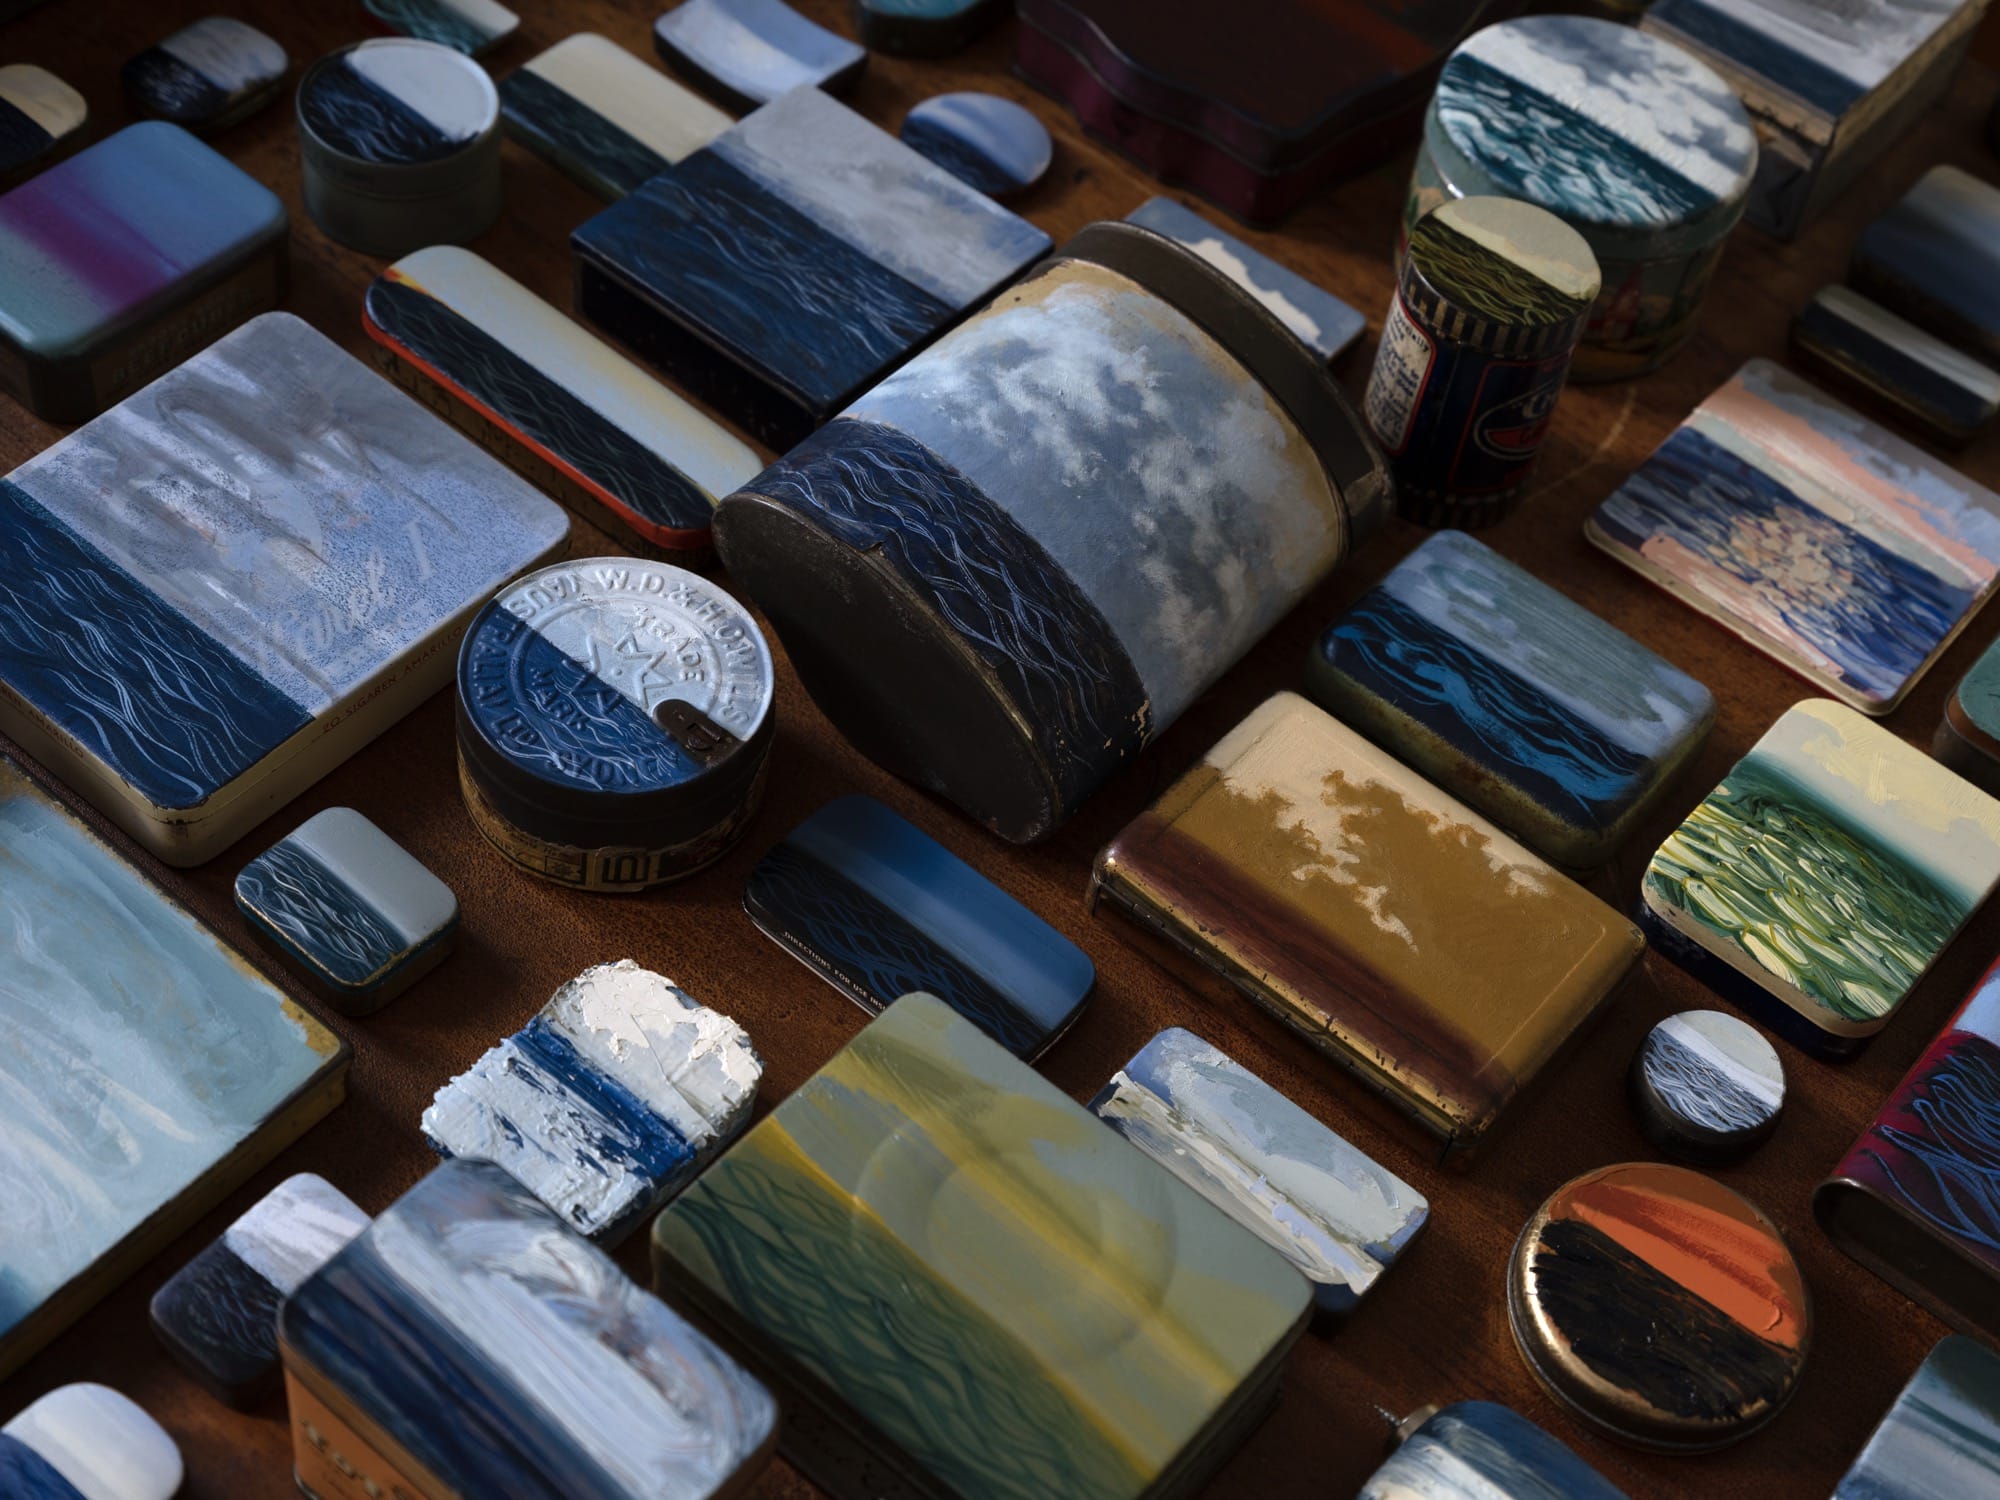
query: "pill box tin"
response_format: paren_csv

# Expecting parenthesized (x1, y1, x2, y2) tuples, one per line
(296, 38, 501, 259)
(0, 120, 286, 423)
(714, 220, 1388, 842)
(0, 312, 568, 866)
(1409, 14, 1757, 381)
(455, 557, 776, 891)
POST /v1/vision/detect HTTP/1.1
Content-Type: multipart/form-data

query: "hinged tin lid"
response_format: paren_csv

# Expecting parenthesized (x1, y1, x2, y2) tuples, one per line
(1061, 219, 1392, 542)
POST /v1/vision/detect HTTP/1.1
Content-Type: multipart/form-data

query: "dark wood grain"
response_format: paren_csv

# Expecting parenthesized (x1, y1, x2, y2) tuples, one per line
(5, 3, 2000, 1497)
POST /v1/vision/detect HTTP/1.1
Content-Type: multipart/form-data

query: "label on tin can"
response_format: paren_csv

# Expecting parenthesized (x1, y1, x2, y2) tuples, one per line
(1364, 295, 1435, 455)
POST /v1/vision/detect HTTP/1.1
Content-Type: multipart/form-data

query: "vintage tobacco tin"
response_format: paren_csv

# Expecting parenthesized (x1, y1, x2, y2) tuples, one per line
(0, 120, 287, 423)
(1409, 15, 1757, 381)
(1366, 197, 1598, 526)
(1817, 955, 2000, 1339)
(714, 221, 1389, 842)
(1509, 1162, 1810, 1450)
(455, 557, 776, 891)
(1088, 693, 1643, 1161)
(296, 38, 501, 259)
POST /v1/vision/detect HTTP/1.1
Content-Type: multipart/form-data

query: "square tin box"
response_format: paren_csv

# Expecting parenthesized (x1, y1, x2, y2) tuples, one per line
(0, 751, 349, 1382)
(571, 85, 1051, 449)
(0, 121, 287, 422)
(651, 994, 1312, 1500)
(1643, 0, 1991, 239)
(1644, 699, 2000, 1058)
(1088, 692, 1644, 1160)
(0, 311, 569, 866)
(279, 1158, 777, 1500)
(1831, 1337, 2000, 1496)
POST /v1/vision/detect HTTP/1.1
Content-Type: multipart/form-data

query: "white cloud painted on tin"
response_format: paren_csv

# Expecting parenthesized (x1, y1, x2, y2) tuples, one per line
(221, 1173, 369, 1296)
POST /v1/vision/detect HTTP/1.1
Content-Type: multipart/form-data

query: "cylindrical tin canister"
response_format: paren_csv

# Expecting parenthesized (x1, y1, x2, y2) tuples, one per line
(1365, 196, 1598, 528)
(455, 558, 775, 892)
(714, 219, 1391, 844)
(297, 39, 500, 259)
(1407, 15, 1756, 382)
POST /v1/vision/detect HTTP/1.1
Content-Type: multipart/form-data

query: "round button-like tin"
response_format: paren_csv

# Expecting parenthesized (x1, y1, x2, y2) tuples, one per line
(297, 38, 500, 258)
(1409, 15, 1756, 381)
(1630, 1010, 1785, 1164)
(1509, 1163, 1810, 1451)
(455, 558, 776, 892)
(1365, 196, 1598, 528)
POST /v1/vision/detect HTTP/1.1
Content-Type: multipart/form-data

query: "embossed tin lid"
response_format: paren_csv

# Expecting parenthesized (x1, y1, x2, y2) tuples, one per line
(1062, 219, 1392, 542)
(1427, 15, 1758, 260)
(455, 557, 775, 833)
(1508, 1162, 1810, 1451)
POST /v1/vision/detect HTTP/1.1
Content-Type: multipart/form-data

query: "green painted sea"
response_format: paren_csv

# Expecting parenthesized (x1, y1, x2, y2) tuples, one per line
(1647, 758, 1964, 1022)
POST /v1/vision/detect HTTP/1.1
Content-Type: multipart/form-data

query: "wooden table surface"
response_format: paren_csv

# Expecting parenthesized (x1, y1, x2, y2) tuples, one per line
(5, 2, 2000, 1496)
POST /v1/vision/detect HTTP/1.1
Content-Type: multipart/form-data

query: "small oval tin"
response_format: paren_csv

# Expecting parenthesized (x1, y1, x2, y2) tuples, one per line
(1365, 196, 1598, 527)
(296, 38, 500, 258)
(456, 557, 776, 892)
(1409, 15, 1756, 381)
(1509, 1162, 1810, 1451)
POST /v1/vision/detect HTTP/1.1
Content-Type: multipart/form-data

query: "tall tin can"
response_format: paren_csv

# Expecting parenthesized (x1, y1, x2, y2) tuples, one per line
(1366, 196, 1598, 528)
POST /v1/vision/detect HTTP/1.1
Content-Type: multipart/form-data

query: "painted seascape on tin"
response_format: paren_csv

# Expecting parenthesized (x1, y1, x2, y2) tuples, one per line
(1309, 529, 1714, 869)
(572, 86, 1050, 444)
(0, 753, 348, 1380)
(653, 0, 865, 111)
(1644, 699, 2000, 1056)
(1091, 1026, 1427, 1322)
(1359, 1401, 1626, 1499)
(1833, 1337, 2000, 1497)
(0, 64, 85, 179)
(424, 961, 761, 1244)
(363, 0, 518, 56)
(1818, 955, 2000, 1334)
(0, 311, 567, 861)
(1852, 165, 2000, 368)
(280, 1159, 777, 1498)
(122, 18, 288, 134)
(745, 795, 1093, 1058)
(1792, 285, 2000, 447)
(1588, 358, 2000, 714)
(0, 1386, 182, 1500)
(899, 93, 1051, 198)
(235, 807, 458, 1013)
(500, 32, 730, 200)
(653, 994, 1312, 1500)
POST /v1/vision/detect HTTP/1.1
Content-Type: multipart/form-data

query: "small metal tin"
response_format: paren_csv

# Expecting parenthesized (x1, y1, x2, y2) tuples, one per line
(455, 557, 776, 891)
(1628, 1009, 1784, 1164)
(1366, 197, 1598, 528)
(1409, 15, 1757, 381)
(0, 62, 87, 182)
(122, 17, 289, 136)
(0, 121, 287, 423)
(1937, 634, 2000, 796)
(296, 39, 500, 259)
(1509, 1162, 1810, 1451)
(1362, 1402, 1625, 1499)
(1817, 955, 2000, 1339)
(1832, 1338, 2000, 1495)
(1792, 284, 2000, 449)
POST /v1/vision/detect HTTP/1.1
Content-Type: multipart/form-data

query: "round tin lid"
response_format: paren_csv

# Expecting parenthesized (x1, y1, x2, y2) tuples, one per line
(1629, 1010, 1785, 1164)
(456, 558, 775, 819)
(900, 92, 1053, 198)
(297, 38, 497, 180)
(1400, 197, 1599, 359)
(1508, 1163, 1810, 1451)
(1432, 16, 1756, 254)
(1060, 219, 1392, 542)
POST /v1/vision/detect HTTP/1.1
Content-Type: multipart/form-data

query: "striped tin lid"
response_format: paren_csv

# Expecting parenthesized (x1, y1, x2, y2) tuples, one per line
(1399, 197, 1600, 360)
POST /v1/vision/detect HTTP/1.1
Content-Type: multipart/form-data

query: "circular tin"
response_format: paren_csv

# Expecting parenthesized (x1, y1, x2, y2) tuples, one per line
(1409, 15, 1756, 381)
(454, 558, 776, 892)
(714, 220, 1388, 843)
(296, 39, 500, 258)
(1365, 196, 1597, 528)
(1629, 1009, 1785, 1164)
(1508, 1163, 1810, 1451)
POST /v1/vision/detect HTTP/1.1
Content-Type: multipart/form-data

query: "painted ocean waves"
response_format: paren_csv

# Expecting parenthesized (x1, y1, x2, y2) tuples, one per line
(1647, 754, 1961, 1023)
(500, 67, 667, 198)
(654, 995, 1310, 1499)
(1833, 1337, 2000, 1497)
(236, 840, 405, 990)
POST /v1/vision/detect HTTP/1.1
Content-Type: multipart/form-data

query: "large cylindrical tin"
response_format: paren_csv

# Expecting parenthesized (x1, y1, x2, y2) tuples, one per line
(714, 220, 1390, 843)
(297, 39, 500, 259)
(455, 558, 775, 892)
(1407, 15, 1755, 381)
